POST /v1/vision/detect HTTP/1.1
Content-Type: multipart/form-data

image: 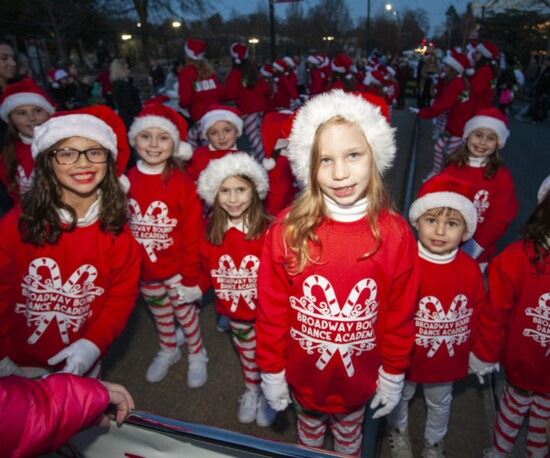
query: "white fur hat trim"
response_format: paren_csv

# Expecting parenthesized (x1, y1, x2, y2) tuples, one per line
(197, 152, 269, 206)
(287, 89, 396, 187)
(0, 93, 55, 122)
(200, 109, 243, 139)
(127, 115, 192, 161)
(462, 115, 509, 148)
(409, 191, 478, 241)
(32, 113, 117, 159)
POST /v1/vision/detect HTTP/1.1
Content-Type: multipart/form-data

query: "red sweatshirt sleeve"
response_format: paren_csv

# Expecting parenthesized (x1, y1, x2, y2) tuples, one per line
(418, 78, 463, 119)
(178, 65, 197, 110)
(224, 68, 241, 102)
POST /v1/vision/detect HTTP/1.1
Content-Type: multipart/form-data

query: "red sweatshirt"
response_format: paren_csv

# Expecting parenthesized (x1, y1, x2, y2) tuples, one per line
(441, 162, 518, 263)
(407, 249, 485, 384)
(473, 241, 550, 393)
(178, 65, 224, 121)
(418, 76, 475, 137)
(265, 154, 299, 217)
(256, 210, 420, 414)
(271, 74, 298, 110)
(0, 207, 141, 369)
(199, 226, 266, 322)
(224, 68, 271, 114)
(469, 64, 495, 112)
(127, 165, 203, 284)
(0, 140, 35, 203)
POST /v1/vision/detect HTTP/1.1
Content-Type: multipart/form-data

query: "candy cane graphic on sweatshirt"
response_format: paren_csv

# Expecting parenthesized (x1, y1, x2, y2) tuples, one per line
(524, 292, 550, 356)
(15, 257, 104, 344)
(414, 294, 472, 357)
(290, 275, 379, 377)
(211, 254, 259, 312)
(474, 189, 489, 224)
(128, 199, 177, 262)
(16, 165, 34, 195)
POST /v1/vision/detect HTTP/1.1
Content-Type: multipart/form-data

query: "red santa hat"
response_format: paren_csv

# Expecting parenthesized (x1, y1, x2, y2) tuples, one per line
(288, 89, 395, 187)
(307, 54, 324, 67)
(0, 77, 56, 122)
(364, 70, 385, 86)
(261, 111, 293, 171)
(197, 152, 269, 206)
(331, 54, 353, 77)
(47, 68, 69, 89)
(462, 108, 510, 148)
(32, 105, 130, 177)
(319, 54, 330, 68)
(409, 174, 478, 241)
(273, 59, 288, 73)
(283, 56, 296, 69)
(367, 55, 378, 69)
(127, 103, 192, 161)
(443, 49, 471, 76)
(260, 64, 274, 78)
(184, 38, 206, 60)
(477, 42, 499, 62)
(200, 105, 243, 140)
(230, 42, 248, 64)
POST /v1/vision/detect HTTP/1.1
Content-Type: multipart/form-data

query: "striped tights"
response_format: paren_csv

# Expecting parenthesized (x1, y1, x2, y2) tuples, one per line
(229, 320, 260, 392)
(242, 112, 265, 161)
(431, 133, 463, 175)
(493, 381, 550, 457)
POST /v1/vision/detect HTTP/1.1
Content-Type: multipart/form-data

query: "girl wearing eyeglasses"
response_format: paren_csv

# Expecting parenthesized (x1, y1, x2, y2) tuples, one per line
(0, 105, 141, 379)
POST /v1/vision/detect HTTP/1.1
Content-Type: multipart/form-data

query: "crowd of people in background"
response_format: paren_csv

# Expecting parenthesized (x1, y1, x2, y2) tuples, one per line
(0, 33, 549, 458)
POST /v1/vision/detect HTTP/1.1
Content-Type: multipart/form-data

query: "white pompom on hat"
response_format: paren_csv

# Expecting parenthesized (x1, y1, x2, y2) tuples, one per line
(0, 77, 56, 122)
(197, 152, 269, 207)
(32, 105, 130, 176)
(261, 111, 293, 171)
(230, 42, 248, 64)
(200, 105, 243, 140)
(409, 174, 478, 241)
(463, 108, 510, 148)
(128, 103, 193, 161)
(287, 89, 395, 187)
(184, 38, 206, 60)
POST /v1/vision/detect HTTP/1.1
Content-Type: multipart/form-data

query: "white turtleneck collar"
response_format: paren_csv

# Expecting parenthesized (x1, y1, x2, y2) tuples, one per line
(137, 160, 163, 175)
(18, 132, 33, 145)
(57, 192, 102, 227)
(227, 219, 247, 234)
(208, 144, 238, 151)
(467, 156, 488, 168)
(418, 241, 458, 264)
(323, 195, 368, 222)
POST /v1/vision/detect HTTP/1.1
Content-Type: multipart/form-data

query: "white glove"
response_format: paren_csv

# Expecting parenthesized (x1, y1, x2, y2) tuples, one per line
(174, 285, 203, 304)
(0, 356, 24, 376)
(461, 238, 484, 260)
(47, 339, 101, 376)
(468, 351, 499, 384)
(370, 367, 404, 419)
(261, 370, 291, 411)
(409, 107, 419, 115)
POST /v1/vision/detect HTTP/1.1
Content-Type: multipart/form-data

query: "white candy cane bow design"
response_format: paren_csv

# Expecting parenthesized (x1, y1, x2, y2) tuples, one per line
(415, 294, 472, 357)
(15, 258, 104, 344)
(524, 292, 550, 356)
(290, 275, 379, 377)
(16, 165, 34, 195)
(128, 199, 177, 262)
(474, 190, 489, 224)
(211, 255, 260, 312)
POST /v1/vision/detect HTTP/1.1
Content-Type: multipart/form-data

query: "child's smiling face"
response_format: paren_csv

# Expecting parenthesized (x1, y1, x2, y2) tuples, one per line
(467, 127, 499, 159)
(206, 120, 239, 150)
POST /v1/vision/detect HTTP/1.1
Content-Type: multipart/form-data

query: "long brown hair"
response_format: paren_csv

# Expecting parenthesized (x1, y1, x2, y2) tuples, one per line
(445, 142, 504, 179)
(282, 116, 395, 275)
(18, 140, 128, 246)
(521, 191, 550, 274)
(188, 58, 214, 81)
(205, 175, 272, 246)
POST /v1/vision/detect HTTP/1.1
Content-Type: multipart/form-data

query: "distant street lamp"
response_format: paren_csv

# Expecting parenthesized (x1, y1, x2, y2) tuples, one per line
(385, 3, 392, 12)
(248, 38, 259, 58)
(323, 36, 334, 42)
(172, 21, 181, 28)
(121, 34, 132, 41)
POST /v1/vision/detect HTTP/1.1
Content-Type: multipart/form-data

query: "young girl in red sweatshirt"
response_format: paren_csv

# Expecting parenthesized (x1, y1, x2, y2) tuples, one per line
(126, 103, 208, 387)
(255, 90, 420, 455)
(197, 152, 275, 427)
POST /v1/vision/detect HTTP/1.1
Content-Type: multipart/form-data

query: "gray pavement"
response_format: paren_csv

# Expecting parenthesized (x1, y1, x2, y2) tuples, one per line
(102, 99, 548, 457)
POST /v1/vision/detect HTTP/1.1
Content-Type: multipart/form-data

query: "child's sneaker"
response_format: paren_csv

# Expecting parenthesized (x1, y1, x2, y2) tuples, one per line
(238, 390, 259, 424)
(187, 348, 208, 388)
(483, 448, 511, 458)
(421, 439, 445, 458)
(387, 427, 413, 458)
(256, 393, 276, 427)
(145, 347, 181, 383)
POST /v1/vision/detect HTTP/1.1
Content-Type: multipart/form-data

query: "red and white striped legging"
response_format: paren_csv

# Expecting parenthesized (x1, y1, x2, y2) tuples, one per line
(296, 404, 366, 456)
(242, 112, 265, 161)
(229, 319, 260, 392)
(140, 277, 204, 355)
(493, 381, 550, 457)
(431, 132, 463, 175)
(186, 123, 202, 150)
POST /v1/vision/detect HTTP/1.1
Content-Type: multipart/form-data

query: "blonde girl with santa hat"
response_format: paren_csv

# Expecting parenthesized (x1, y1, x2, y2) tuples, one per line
(255, 90, 420, 455)
(441, 108, 518, 273)
(178, 38, 224, 149)
(196, 152, 275, 426)
(0, 77, 56, 206)
(0, 105, 141, 379)
(224, 42, 271, 161)
(469, 180, 550, 458)
(126, 103, 208, 387)
(410, 49, 475, 179)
